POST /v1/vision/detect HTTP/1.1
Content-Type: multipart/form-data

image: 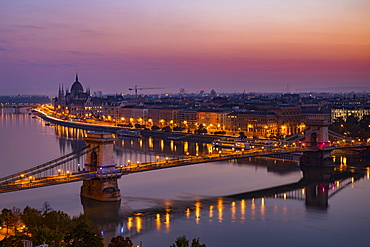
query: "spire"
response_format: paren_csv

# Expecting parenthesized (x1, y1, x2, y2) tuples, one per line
(75, 72, 79, 82)
(58, 84, 61, 99)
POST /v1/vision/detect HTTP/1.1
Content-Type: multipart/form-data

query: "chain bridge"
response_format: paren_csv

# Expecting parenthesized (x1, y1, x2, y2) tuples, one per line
(1, 118, 369, 201)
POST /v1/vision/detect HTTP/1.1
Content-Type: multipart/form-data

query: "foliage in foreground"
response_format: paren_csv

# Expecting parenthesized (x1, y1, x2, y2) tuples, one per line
(170, 235, 206, 247)
(0, 202, 103, 247)
(108, 236, 134, 247)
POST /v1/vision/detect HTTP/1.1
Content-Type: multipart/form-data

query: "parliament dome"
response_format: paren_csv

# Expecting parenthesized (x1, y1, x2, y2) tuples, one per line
(71, 73, 84, 93)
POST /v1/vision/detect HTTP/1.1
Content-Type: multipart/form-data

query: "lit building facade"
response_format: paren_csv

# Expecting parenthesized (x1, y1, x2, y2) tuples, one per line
(331, 106, 370, 122)
(197, 110, 230, 132)
(269, 106, 305, 137)
(226, 111, 278, 138)
(225, 106, 307, 138)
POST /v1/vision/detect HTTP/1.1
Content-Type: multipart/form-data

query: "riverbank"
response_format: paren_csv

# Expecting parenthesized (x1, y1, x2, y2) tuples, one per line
(32, 109, 219, 142)
(32, 109, 121, 133)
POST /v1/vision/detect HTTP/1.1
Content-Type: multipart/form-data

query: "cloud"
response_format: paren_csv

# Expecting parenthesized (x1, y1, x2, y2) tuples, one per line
(0, 39, 11, 44)
(78, 28, 104, 36)
(19, 25, 45, 30)
(48, 23, 72, 29)
(16, 60, 58, 67)
(64, 50, 104, 57)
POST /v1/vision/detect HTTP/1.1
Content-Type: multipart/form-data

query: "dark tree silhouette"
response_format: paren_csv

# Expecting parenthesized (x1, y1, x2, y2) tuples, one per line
(108, 236, 134, 247)
(170, 235, 206, 247)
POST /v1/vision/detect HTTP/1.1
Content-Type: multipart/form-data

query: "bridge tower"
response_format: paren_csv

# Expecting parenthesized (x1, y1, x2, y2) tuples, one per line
(80, 132, 121, 201)
(304, 119, 330, 149)
(301, 119, 333, 166)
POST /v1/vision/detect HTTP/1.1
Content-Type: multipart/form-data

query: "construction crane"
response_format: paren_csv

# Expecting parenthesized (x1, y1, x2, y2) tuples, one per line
(129, 85, 165, 99)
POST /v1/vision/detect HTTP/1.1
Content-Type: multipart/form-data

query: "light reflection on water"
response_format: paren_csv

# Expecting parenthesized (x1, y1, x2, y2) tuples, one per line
(1, 109, 370, 247)
(84, 169, 369, 246)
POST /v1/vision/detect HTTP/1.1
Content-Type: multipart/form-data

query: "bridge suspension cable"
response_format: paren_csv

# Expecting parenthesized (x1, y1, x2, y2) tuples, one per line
(0, 145, 97, 185)
(276, 128, 319, 148)
(279, 128, 310, 143)
(328, 130, 357, 141)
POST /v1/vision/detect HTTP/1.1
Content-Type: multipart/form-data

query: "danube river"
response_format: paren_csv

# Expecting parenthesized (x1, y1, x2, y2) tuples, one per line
(1, 108, 370, 247)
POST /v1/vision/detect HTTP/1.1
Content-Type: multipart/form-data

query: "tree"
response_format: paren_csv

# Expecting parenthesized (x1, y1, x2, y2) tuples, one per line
(65, 221, 103, 247)
(43, 210, 71, 233)
(173, 126, 185, 132)
(134, 123, 146, 129)
(170, 236, 206, 247)
(191, 238, 206, 247)
(162, 126, 172, 132)
(1, 208, 14, 235)
(21, 206, 43, 231)
(329, 117, 345, 134)
(42, 201, 53, 215)
(11, 207, 22, 234)
(195, 124, 207, 135)
(31, 226, 65, 247)
(359, 115, 370, 138)
(0, 234, 29, 247)
(1, 205, 104, 247)
(171, 235, 189, 247)
(108, 236, 134, 247)
(0, 213, 3, 229)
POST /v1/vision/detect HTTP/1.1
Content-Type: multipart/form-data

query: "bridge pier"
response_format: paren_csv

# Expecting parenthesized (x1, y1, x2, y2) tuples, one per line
(80, 132, 121, 202)
(300, 165, 335, 209)
(300, 150, 334, 167)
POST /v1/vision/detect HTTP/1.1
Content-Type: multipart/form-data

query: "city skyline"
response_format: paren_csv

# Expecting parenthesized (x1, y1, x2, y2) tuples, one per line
(1, 0, 369, 96)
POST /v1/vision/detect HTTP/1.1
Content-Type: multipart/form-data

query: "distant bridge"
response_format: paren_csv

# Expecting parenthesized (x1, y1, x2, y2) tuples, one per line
(0, 103, 40, 113)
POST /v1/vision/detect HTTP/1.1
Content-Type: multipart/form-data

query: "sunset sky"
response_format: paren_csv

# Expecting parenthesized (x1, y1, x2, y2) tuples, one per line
(1, 0, 369, 96)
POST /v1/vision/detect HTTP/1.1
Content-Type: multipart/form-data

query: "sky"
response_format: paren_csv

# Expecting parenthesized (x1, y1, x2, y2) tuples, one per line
(0, 0, 369, 96)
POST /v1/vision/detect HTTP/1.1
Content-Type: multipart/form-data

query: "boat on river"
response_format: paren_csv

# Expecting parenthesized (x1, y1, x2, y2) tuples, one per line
(212, 139, 250, 150)
(116, 129, 141, 138)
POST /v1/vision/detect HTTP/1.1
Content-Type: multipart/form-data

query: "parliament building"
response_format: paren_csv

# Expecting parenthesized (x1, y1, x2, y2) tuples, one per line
(53, 74, 102, 118)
